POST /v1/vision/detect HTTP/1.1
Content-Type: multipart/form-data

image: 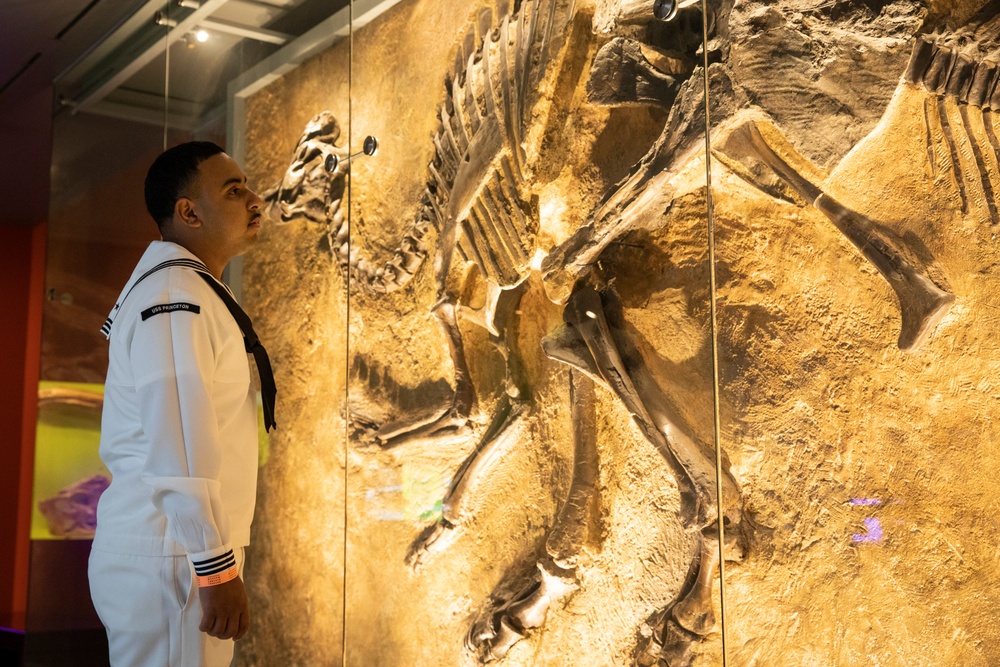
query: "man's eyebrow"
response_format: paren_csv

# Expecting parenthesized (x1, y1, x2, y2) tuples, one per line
(221, 176, 246, 188)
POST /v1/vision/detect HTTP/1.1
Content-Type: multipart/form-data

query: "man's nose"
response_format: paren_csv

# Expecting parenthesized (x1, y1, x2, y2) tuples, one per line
(248, 189, 263, 210)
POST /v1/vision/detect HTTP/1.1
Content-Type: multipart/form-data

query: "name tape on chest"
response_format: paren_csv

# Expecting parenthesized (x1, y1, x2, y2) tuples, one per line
(140, 302, 202, 321)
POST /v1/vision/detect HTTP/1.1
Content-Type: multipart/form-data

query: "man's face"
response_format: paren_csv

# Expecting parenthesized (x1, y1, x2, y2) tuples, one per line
(187, 152, 263, 258)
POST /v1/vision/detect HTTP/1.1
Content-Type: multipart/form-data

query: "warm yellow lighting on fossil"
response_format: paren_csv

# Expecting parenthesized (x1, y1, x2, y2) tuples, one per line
(530, 248, 548, 271)
(538, 188, 571, 245)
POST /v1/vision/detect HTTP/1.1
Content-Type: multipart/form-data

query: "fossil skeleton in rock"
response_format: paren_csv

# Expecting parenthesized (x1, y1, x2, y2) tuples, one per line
(266, 0, 1000, 661)
(268, 1, 727, 660)
(906, 38, 1000, 223)
(715, 115, 956, 351)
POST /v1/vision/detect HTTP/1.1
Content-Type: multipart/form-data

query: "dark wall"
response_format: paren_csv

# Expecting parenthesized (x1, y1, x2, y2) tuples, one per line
(0, 85, 51, 632)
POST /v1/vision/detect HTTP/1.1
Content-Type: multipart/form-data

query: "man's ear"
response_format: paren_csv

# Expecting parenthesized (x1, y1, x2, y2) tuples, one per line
(175, 197, 202, 229)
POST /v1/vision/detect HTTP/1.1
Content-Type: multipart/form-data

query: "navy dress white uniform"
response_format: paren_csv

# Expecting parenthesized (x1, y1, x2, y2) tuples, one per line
(90, 240, 258, 667)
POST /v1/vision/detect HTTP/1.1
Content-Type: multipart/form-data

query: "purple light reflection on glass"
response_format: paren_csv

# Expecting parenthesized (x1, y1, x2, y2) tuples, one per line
(852, 517, 884, 543)
(850, 498, 882, 506)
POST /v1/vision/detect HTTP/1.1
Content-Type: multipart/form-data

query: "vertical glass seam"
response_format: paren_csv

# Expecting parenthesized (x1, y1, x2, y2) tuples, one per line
(700, 0, 728, 663)
(341, 1, 353, 664)
(163, 19, 170, 151)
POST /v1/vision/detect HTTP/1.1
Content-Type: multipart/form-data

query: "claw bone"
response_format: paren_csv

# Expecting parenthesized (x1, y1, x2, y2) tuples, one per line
(670, 533, 720, 636)
(468, 561, 578, 660)
(508, 563, 578, 630)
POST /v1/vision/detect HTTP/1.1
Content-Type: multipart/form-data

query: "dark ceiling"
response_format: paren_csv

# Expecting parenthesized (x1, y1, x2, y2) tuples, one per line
(0, 0, 149, 113)
(0, 0, 347, 226)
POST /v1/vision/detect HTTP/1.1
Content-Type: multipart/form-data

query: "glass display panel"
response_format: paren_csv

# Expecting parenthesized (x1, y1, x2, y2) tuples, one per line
(36, 0, 356, 658)
(231, 1, 353, 664)
(706, 0, 1000, 664)
(344, 0, 719, 664)
(37, 108, 165, 544)
(30, 21, 170, 643)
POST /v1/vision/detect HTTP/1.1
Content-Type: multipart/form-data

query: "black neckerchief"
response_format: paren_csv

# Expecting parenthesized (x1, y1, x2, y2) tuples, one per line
(103, 259, 277, 432)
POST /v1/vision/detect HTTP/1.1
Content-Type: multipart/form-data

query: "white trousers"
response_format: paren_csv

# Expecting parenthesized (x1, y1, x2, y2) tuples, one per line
(88, 546, 244, 667)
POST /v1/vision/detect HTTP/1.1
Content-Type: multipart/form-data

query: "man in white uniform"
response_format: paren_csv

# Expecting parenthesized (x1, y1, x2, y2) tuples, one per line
(89, 141, 273, 666)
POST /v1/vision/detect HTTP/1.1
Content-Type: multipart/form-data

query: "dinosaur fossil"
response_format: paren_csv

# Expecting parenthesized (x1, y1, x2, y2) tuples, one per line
(264, 0, 1000, 662)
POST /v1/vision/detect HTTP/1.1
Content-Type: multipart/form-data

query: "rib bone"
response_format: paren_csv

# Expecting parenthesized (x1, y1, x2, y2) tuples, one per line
(903, 36, 935, 84)
(968, 60, 998, 108)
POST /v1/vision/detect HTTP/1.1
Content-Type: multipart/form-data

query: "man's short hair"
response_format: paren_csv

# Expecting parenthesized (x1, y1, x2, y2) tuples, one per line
(144, 141, 226, 228)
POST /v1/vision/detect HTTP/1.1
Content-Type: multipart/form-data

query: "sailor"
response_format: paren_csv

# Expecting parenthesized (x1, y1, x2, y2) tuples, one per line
(88, 141, 276, 667)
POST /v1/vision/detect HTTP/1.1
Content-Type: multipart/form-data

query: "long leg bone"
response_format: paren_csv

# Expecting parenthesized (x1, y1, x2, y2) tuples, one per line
(466, 370, 601, 660)
(544, 287, 741, 665)
(405, 396, 531, 567)
(546, 371, 601, 568)
(546, 286, 741, 529)
(720, 118, 954, 350)
(669, 531, 720, 636)
(396, 283, 534, 564)
(376, 299, 476, 444)
(636, 532, 720, 667)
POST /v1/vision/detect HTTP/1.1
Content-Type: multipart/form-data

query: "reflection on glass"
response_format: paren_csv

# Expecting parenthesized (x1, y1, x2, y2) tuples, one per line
(39, 0, 357, 658)
(31, 14, 171, 641)
(32, 382, 108, 541)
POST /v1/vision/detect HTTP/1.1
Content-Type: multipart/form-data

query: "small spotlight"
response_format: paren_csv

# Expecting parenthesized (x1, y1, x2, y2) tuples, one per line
(653, 0, 701, 21)
(154, 11, 178, 27)
(195, 29, 209, 42)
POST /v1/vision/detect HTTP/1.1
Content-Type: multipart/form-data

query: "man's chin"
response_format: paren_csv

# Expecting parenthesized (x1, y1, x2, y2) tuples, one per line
(234, 235, 260, 258)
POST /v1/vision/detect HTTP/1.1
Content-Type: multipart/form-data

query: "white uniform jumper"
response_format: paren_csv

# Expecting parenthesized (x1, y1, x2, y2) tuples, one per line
(89, 240, 258, 667)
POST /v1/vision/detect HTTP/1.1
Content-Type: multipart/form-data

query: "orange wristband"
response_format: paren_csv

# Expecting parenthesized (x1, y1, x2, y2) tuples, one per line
(196, 564, 239, 588)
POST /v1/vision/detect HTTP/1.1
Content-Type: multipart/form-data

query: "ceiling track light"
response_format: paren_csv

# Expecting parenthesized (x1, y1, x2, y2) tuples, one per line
(153, 11, 178, 28)
(198, 18, 292, 45)
(177, 0, 202, 8)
